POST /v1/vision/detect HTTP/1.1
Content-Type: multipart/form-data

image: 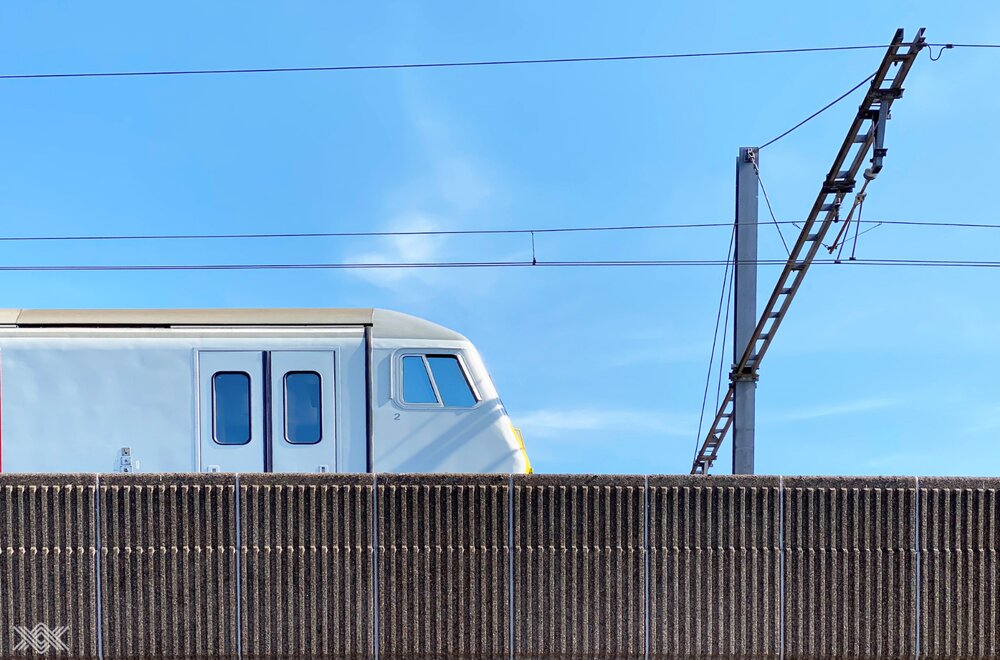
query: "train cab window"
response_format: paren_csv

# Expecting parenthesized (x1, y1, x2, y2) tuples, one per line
(427, 355, 477, 407)
(212, 372, 251, 445)
(402, 355, 438, 404)
(284, 371, 322, 444)
(400, 353, 478, 408)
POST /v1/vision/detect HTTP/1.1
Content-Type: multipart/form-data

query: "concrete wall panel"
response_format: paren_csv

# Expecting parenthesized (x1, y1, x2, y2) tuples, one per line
(512, 474, 645, 660)
(648, 475, 781, 660)
(783, 477, 916, 659)
(0, 475, 98, 659)
(99, 474, 239, 660)
(378, 474, 508, 660)
(919, 477, 1000, 659)
(240, 474, 374, 660)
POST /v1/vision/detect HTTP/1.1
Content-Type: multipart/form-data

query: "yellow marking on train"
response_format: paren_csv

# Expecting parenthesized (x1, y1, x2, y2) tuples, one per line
(512, 426, 533, 474)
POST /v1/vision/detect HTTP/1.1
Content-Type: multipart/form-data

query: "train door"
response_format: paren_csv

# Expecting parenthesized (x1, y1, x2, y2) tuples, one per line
(268, 351, 336, 473)
(198, 351, 266, 472)
(198, 350, 338, 473)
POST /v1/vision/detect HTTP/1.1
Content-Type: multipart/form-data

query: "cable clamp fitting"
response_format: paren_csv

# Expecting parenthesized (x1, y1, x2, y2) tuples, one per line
(730, 366, 760, 383)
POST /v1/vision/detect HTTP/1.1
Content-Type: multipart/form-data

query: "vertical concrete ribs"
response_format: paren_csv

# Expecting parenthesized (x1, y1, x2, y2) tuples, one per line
(240, 474, 374, 660)
(0, 473, 996, 659)
(99, 474, 239, 660)
(378, 474, 508, 660)
(648, 475, 781, 659)
(512, 475, 645, 659)
(0, 475, 99, 659)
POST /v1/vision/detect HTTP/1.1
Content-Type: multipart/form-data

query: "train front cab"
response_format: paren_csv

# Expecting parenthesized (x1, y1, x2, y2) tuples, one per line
(370, 339, 531, 474)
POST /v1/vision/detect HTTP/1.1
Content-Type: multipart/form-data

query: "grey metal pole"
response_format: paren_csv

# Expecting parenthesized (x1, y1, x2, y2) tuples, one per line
(732, 147, 758, 474)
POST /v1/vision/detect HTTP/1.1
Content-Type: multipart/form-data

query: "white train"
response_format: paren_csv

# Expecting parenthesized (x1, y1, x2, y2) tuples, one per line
(0, 308, 531, 474)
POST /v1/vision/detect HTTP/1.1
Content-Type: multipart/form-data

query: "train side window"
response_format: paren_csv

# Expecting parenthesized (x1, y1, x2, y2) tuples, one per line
(212, 372, 251, 445)
(427, 355, 478, 407)
(284, 371, 322, 444)
(402, 355, 438, 404)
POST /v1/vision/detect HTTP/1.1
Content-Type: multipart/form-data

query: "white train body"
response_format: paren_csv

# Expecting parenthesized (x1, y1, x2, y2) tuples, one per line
(0, 308, 531, 474)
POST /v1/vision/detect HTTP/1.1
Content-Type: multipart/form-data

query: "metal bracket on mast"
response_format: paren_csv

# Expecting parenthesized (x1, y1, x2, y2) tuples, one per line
(868, 90, 898, 177)
(690, 28, 926, 475)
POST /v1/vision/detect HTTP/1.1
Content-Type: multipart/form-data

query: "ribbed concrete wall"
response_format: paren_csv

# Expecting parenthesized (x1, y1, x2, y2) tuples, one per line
(240, 474, 373, 660)
(512, 475, 645, 660)
(378, 474, 508, 660)
(99, 474, 239, 660)
(648, 475, 780, 659)
(783, 477, 916, 659)
(0, 475, 98, 659)
(1, 473, 998, 659)
(919, 477, 1000, 659)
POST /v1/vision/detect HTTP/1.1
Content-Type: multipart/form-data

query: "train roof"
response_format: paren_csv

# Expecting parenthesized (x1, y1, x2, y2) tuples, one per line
(0, 308, 467, 341)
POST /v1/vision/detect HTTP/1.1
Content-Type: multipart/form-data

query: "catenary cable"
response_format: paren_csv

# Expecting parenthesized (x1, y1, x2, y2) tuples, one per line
(0, 258, 995, 271)
(758, 43, 1000, 149)
(0, 218, 995, 243)
(0, 44, 917, 81)
(0, 42, 989, 81)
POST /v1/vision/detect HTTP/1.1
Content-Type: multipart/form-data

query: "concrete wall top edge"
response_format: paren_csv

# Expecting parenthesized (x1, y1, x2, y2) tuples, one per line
(0, 473, 97, 486)
(377, 473, 509, 486)
(918, 476, 1000, 489)
(783, 475, 917, 489)
(512, 473, 645, 486)
(240, 473, 375, 486)
(648, 474, 781, 487)
(6, 473, 996, 487)
(99, 473, 237, 486)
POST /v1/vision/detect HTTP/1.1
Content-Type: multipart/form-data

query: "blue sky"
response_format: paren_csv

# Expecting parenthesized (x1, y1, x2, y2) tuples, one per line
(0, 3, 997, 475)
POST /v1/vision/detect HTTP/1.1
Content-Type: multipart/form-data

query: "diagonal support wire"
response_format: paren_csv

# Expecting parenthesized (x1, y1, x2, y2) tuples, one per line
(749, 152, 792, 256)
(694, 225, 736, 460)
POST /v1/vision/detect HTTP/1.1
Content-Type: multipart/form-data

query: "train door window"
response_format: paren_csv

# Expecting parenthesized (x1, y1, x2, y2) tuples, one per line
(402, 355, 438, 404)
(427, 355, 477, 407)
(213, 372, 252, 445)
(284, 371, 322, 444)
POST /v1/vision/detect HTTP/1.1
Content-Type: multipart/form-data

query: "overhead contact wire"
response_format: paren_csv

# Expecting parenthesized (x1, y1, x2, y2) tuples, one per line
(0, 258, 995, 271)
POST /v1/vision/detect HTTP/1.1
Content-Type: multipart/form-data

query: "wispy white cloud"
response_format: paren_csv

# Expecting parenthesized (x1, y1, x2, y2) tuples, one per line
(409, 109, 495, 211)
(344, 211, 449, 290)
(517, 407, 691, 438)
(766, 397, 898, 423)
(343, 89, 500, 294)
